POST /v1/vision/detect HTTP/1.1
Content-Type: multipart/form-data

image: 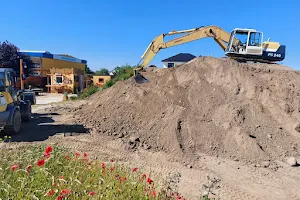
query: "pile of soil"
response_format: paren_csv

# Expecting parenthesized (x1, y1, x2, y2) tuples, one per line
(73, 56, 300, 163)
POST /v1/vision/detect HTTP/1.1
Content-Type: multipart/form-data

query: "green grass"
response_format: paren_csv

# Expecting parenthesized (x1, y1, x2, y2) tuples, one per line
(0, 144, 187, 200)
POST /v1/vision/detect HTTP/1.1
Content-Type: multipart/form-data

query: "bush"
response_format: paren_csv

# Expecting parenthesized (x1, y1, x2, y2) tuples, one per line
(0, 145, 186, 199)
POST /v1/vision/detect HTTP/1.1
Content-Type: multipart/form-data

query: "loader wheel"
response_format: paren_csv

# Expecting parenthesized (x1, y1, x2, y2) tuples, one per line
(4, 109, 21, 135)
(22, 101, 32, 122)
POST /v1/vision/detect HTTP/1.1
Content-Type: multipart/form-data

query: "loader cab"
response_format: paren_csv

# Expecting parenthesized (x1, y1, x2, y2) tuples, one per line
(0, 68, 18, 102)
(225, 28, 263, 57)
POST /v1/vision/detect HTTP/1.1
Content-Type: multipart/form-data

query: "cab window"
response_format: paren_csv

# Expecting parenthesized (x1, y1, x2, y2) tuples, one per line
(249, 32, 262, 47)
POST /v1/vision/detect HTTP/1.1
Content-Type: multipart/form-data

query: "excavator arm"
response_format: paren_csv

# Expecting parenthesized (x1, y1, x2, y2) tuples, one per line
(136, 25, 232, 73)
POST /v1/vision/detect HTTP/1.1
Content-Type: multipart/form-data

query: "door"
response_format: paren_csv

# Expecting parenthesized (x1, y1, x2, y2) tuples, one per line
(246, 32, 263, 55)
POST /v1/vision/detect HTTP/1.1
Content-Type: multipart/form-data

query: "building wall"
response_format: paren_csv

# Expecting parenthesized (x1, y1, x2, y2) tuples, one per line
(41, 58, 85, 77)
(92, 75, 111, 87)
(162, 61, 186, 68)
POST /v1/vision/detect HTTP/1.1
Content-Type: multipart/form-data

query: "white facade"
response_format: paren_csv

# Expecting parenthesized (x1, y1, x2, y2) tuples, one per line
(162, 61, 186, 68)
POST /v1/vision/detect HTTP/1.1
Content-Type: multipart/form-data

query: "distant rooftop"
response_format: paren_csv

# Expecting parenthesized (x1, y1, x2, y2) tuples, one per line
(162, 53, 196, 62)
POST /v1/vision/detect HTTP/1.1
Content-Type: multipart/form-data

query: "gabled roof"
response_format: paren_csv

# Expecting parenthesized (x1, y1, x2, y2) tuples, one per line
(162, 53, 196, 62)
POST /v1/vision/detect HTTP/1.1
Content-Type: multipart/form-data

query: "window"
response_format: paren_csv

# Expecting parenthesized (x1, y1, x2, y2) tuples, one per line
(56, 76, 63, 84)
(167, 63, 174, 68)
(248, 32, 262, 47)
(99, 78, 104, 83)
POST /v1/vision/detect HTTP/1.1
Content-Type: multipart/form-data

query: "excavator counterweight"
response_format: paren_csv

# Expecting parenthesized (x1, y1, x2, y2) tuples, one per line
(134, 25, 286, 83)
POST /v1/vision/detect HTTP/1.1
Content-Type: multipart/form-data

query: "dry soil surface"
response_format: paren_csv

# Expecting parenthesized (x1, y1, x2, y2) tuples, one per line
(2, 56, 300, 200)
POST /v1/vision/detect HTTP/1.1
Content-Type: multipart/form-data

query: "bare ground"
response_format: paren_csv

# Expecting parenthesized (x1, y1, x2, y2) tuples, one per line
(2, 57, 300, 199)
(1, 102, 300, 200)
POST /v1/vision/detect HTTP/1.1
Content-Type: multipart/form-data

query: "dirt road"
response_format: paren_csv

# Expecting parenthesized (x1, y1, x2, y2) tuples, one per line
(1, 100, 300, 200)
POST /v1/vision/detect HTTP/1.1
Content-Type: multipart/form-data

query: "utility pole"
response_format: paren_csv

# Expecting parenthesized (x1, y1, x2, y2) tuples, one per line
(19, 58, 24, 90)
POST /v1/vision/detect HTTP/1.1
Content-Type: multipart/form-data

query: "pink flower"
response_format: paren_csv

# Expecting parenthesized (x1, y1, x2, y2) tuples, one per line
(152, 190, 157, 197)
(10, 164, 19, 171)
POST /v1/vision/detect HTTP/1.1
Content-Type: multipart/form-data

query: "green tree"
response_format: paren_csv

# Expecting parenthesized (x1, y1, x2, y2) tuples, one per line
(85, 65, 94, 74)
(95, 68, 109, 76)
(0, 40, 33, 76)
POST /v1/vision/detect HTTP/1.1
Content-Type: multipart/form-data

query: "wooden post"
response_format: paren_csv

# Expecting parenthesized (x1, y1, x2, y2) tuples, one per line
(19, 58, 24, 90)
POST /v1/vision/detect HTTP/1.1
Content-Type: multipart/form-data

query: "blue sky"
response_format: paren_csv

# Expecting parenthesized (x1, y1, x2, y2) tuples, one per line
(0, 0, 299, 71)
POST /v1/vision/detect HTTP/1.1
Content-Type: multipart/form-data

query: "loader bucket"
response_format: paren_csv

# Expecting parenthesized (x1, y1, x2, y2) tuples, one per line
(134, 73, 149, 84)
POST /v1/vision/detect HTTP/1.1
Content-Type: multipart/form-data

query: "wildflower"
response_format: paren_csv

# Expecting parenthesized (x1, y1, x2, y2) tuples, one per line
(110, 167, 115, 172)
(101, 163, 106, 168)
(26, 165, 32, 174)
(37, 159, 45, 167)
(147, 178, 153, 184)
(59, 176, 64, 179)
(84, 152, 88, 157)
(115, 174, 120, 180)
(60, 189, 71, 196)
(133, 167, 138, 172)
(89, 191, 95, 196)
(111, 159, 114, 162)
(44, 153, 51, 158)
(142, 174, 147, 178)
(47, 189, 55, 196)
(75, 152, 80, 158)
(121, 177, 127, 182)
(45, 146, 53, 154)
(56, 196, 63, 200)
(10, 164, 19, 171)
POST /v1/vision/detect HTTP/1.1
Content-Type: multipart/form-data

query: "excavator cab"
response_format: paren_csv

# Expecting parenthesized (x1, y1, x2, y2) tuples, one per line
(225, 28, 263, 57)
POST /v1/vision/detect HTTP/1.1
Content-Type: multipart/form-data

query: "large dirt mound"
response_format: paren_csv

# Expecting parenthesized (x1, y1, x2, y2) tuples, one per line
(74, 56, 300, 163)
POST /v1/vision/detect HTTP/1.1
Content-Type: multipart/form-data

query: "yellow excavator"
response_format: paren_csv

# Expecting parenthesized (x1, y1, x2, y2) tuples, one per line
(134, 25, 286, 83)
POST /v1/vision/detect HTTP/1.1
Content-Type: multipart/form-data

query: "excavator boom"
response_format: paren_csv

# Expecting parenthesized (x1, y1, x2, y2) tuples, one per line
(136, 25, 230, 72)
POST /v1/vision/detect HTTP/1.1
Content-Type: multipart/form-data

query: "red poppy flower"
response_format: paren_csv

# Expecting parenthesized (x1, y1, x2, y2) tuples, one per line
(111, 159, 114, 162)
(59, 176, 64, 179)
(47, 189, 55, 196)
(10, 164, 19, 171)
(26, 165, 32, 174)
(84, 152, 88, 157)
(89, 191, 95, 196)
(142, 174, 147, 178)
(45, 146, 53, 154)
(75, 152, 80, 158)
(115, 174, 120, 180)
(37, 159, 45, 167)
(133, 167, 138, 172)
(56, 196, 63, 200)
(101, 163, 106, 168)
(147, 178, 153, 184)
(110, 167, 115, 171)
(60, 189, 71, 196)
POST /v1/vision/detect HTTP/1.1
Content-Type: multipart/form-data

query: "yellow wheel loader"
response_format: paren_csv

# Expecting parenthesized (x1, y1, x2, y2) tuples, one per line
(134, 25, 286, 83)
(0, 68, 32, 134)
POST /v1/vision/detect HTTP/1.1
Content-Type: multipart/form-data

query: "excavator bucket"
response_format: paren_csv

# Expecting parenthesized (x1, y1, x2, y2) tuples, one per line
(134, 73, 149, 84)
